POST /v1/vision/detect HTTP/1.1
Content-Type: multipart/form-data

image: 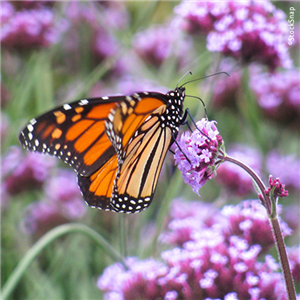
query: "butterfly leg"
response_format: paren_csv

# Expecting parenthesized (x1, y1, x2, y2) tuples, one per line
(184, 109, 211, 141)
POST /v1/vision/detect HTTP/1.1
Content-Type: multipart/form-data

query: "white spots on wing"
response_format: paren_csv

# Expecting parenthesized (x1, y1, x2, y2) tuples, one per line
(108, 113, 114, 122)
(63, 104, 72, 110)
(28, 132, 33, 140)
(79, 99, 89, 105)
(27, 124, 34, 132)
(30, 118, 37, 125)
(102, 96, 109, 100)
(35, 139, 39, 147)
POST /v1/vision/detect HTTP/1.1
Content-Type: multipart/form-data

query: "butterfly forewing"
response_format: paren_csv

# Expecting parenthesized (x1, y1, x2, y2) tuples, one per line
(105, 93, 174, 213)
(19, 97, 123, 176)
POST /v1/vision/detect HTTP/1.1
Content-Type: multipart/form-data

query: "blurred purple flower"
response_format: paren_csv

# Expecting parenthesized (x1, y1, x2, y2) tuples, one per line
(0, 112, 9, 145)
(1, 183, 10, 209)
(1, 1, 65, 50)
(250, 68, 300, 128)
(21, 201, 68, 237)
(160, 199, 224, 246)
(2, 146, 55, 195)
(216, 145, 262, 197)
(133, 21, 193, 69)
(174, 118, 224, 195)
(287, 246, 300, 284)
(266, 151, 300, 191)
(281, 204, 300, 233)
(63, 1, 125, 74)
(1, 82, 10, 108)
(1, 1, 14, 23)
(21, 169, 86, 236)
(98, 199, 292, 299)
(9, 1, 55, 10)
(207, 58, 242, 109)
(175, 1, 292, 69)
(45, 169, 86, 219)
(222, 200, 291, 253)
(92, 27, 119, 62)
(116, 75, 168, 95)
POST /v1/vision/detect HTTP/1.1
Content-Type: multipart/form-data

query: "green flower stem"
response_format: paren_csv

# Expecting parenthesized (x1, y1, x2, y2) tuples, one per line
(2, 223, 126, 300)
(222, 155, 296, 300)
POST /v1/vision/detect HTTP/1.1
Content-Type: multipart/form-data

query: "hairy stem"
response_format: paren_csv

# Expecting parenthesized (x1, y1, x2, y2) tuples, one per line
(222, 155, 296, 300)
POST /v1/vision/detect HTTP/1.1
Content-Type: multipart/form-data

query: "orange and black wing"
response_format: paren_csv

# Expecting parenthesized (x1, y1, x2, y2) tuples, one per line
(77, 92, 171, 212)
(19, 97, 126, 177)
(109, 93, 174, 213)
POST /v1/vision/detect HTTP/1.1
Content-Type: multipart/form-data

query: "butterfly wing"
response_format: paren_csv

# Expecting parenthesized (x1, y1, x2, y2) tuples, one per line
(19, 97, 126, 176)
(77, 92, 171, 212)
(109, 93, 174, 213)
(19, 89, 184, 213)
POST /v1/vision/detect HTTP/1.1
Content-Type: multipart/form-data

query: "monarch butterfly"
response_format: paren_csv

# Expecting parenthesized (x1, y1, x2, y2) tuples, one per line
(19, 83, 188, 214)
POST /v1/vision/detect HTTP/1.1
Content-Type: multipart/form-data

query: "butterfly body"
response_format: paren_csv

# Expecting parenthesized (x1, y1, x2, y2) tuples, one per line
(19, 87, 186, 213)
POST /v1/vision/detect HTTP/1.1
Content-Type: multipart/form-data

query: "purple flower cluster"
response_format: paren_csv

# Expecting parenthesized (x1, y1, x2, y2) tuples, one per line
(174, 1, 292, 69)
(132, 22, 193, 69)
(21, 169, 86, 237)
(63, 2, 128, 73)
(1, 146, 55, 197)
(250, 68, 300, 128)
(174, 118, 223, 195)
(263, 175, 289, 200)
(215, 145, 262, 197)
(98, 199, 294, 300)
(287, 246, 300, 284)
(1, 1, 65, 50)
(221, 201, 291, 252)
(10, 1, 54, 10)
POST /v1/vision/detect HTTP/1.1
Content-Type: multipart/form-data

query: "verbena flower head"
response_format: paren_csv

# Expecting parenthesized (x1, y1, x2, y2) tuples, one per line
(21, 201, 68, 237)
(211, 67, 242, 109)
(1, 1, 65, 50)
(287, 246, 300, 284)
(174, 1, 292, 69)
(250, 68, 300, 128)
(45, 169, 87, 219)
(21, 169, 86, 236)
(1, 146, 55, 195)
(98, 199, 293, 299)
(216, 144, 262, 196)
(222, 200, 291, 252)
(63, 2, 123, 74)
(174, 118, 223, 195)
(264, 175, 289, 199)
(9, 1, 55, 10)
(132, 22, 193, 69)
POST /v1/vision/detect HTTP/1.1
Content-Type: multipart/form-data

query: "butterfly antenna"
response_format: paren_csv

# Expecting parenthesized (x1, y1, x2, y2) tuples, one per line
(176, 71, 193, 89)
(180, 71, 230, 88)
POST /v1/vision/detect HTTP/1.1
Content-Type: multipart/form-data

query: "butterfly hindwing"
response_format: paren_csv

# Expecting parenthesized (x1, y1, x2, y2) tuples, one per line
(77, 154, 119, 210)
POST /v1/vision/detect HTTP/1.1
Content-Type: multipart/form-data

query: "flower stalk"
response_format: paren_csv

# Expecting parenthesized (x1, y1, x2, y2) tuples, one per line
(221, 154, 296, 300)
